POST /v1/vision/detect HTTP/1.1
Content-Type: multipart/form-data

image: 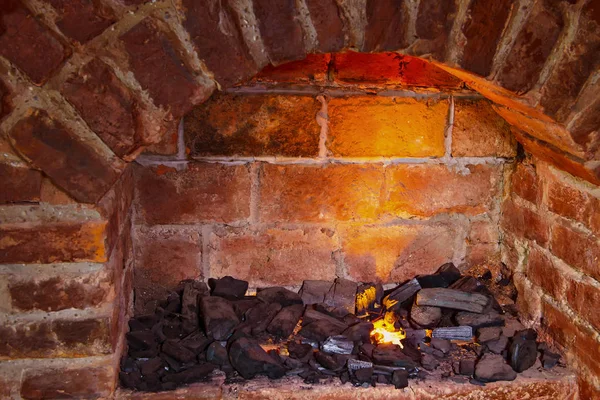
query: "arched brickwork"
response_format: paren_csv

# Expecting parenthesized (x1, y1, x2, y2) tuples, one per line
(1, 0, 599, 199)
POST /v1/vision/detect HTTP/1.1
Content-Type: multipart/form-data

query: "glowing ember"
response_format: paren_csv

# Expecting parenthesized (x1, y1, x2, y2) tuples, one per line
(370, 318, 406, 348)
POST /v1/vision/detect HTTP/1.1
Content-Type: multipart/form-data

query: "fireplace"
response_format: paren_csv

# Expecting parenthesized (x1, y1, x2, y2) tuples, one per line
(1, 0, 599, 398)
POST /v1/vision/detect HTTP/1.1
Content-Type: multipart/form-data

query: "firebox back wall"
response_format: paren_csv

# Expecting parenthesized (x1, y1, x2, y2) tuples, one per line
(132, 88, 515, 312)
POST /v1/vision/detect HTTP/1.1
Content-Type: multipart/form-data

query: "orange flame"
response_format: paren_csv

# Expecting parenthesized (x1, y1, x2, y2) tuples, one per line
(370, 318, 406, 348)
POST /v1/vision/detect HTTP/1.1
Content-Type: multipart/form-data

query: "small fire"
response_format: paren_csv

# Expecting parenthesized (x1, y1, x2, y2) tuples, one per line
(370, 318, 406, 348)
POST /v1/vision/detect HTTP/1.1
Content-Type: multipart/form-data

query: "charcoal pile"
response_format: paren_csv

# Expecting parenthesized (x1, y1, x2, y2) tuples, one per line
(120, 264, 564, 392)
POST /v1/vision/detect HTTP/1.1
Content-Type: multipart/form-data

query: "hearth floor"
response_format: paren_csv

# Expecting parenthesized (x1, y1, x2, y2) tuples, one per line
(117, 365, 577, 399)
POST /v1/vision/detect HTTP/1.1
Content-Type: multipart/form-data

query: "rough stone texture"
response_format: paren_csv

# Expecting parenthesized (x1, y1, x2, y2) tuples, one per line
(526, 246, 564, 299)
(120, 17, 211, 119)
(363, 0, 408, 52)
(253, 53, 329, 83)
(383, 164, 500, 218)
(0, 162, 42, 203)
(461, 0, 514, 77)
(333, 52, 462, 87)
(501, 199, 549, 247)
(550, 223, 600, 282)
(341, 224, 459, 283)
(252, 0, 305, 63)
(21, 366, 114, 399)
(566, 277, 600, 332)
(0, 78, 11, 120)
(208, 226, 338, 287)
(305, 0, 345, 53)
(452, 99, 516, 157)
(62, 58, 142, 158)
(134, 163, 251, 225)
(328, 97, 447, 157)
(496, 0, 564, 93)
(0, 1, 69, 85)
(182, 0, 257, 87)
(9, 109, 123, 203)
(546, 175, 591, 222)
(413, 0, 456, 59)
(258, 163, 383, 223)
(511, 163, 539, 204)
(185, 94, 320, 157)
(48, 0, 116, 43)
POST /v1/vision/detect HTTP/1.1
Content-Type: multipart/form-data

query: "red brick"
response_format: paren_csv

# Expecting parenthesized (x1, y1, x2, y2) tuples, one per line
(566, 277, 600, 332)
(253, 53, 329, 83)
(341, 224, 459, 284)
(208, 226, 338, 287)
(120, 18, 212, 119)
(384, 164, 500, 218)
(469, 220, 499, 244)
(501, 200, 549, 246)
(0, 78, 11, 120)
(501, 233, 522, 272)
(142, 126, 178, 156)
(182, 0, 257, 87)
(305, 0, 344, 53)
(546, 176, 591, 223)
(461, 0, 514, 77)
(0, 162, 42, 203)
(252, 0, 305, 63)
(590, 196, 600, 236)
(511, 163, 539, 204)
(62, 58, 143, 158)
(451, 99, 516, 157)
(9, 109, 124, 203)
(184, 94, 320, 157)
(551, 223, 600, 281)
(328, 97, 447, 157)
(39, 178, 77, 204)
(363, 0, 408, 51)
(513, 272, 542, 321)
(0, 221, 107, 264)
(496, 0, 564, 93)
(48, 0, 116, 43)
(258, 163, 383, 223)
(135, 163, 251, 225)
(526, 246, 564, 299)
(0, 317, 112, 358)
(0, 1, 69, 85)
(414, 0, 456, 59)
(20, 366, 114, 399)
(333, 52, 462, 87)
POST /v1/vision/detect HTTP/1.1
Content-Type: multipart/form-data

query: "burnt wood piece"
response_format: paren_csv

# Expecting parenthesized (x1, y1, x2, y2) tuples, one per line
(324, 278, 358, 314)
(314, 351, 344, 371)
(383, 278, 421, 310)
(459, 359, 475, 376)
(161, 339, 197, 363)
(485, 335, 509, 354)
(229, 337, 286, 379)
(347, 358, 373, 371)
(342, 322, 373, 343)
(420, 344, 444, 359)
(477, 326, 502, 342)
(509, 335, 537, 372)
(450, 276, 502, 312)
(321, 335, 354, 355)
(356, 282, 384, 316)
(257, 287, 303, 307)
(430, 338, 451, 354)
(139, 357, 164, 376)
(542, 350, 561, 369)
(267, 304, 304, 338)
(180, 331, 212, 354)
(391, 369, 409, 389)
(245, 302, 282, 335)
(416, 263, 462, 288)
(232, 298, 263, 319)
(410, 304, 442, 328)
(181, 282, 201, 333)
(474, 353, 517, 382)
(209, 276, 248, 300)
(206, 341, 229, 366)
(299, 280, 333, 305)
(299, 319, 347, 342)
(455, 311, 504, 328)
(200, 296, 240, 340)
(288, 342, 313, 361)
(431, 326, 473, 341)
(404, 329, 427, 347)
(416, 288, 489, 313)
(127, 330, 157, 351)
(421, 353, 440, 371)
(303, 308, 349, 330)
(161, 363, 217, 384)
(353, 367, 373, 383)
(129, 314, 159, 331)
(372, 344, 419, 369)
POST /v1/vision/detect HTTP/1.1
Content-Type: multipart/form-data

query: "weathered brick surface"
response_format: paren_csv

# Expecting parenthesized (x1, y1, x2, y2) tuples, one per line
(185, 94, 320, 157)
(0, 1, 69, 85)
(469, 220, 499, 244)
(328, 97, 447, 157)
(252, 0, 305, 63)
(253, 53, 329, 83)
(209, 226, 338, 287)
(452, 99, 516, 157)
(546, 175, 591, 222)
(566, 277, 600, 332)
(466, 243, 500, 267)
(48, 0, 116, 43)
(550, 223, 600, 281)
(414, 0, 456, 59)
(0, 221, 107, 264)
(305, 0, 344, 53)
(383, 164, 500, 218)
(135, 163, 251, 225)
(461, 0, 514, 77)
(466, 220, 500, 267)
(120, 18, 212, 119)
(142, 126, 179, 156)
(341, 224, 459, 283)
(0, 317, 113, 358)
(258, 163, 383, 223)
(0, 78, 11, 120)
(363, 0, 408, 52)
(496, 0, 564, 93)
(511, 163, 539, 204)
(590, 196, 600, 237)
(0, 163, 42, 203)
(62, 59, 142, 158)
(501, 200, 549, 246)
(20, 366, 114, 399)
(9, 109, 123, 203)
(333, 52, 462, 87)
(182, 0, 257, 87)
(526, 246, 564, 299)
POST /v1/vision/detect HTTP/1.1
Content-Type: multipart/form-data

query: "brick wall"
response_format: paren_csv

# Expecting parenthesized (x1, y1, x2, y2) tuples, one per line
(501, 157, 600, 395)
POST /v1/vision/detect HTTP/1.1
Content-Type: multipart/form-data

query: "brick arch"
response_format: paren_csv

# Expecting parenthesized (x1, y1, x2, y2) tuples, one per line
(1, 0, 599, 203)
